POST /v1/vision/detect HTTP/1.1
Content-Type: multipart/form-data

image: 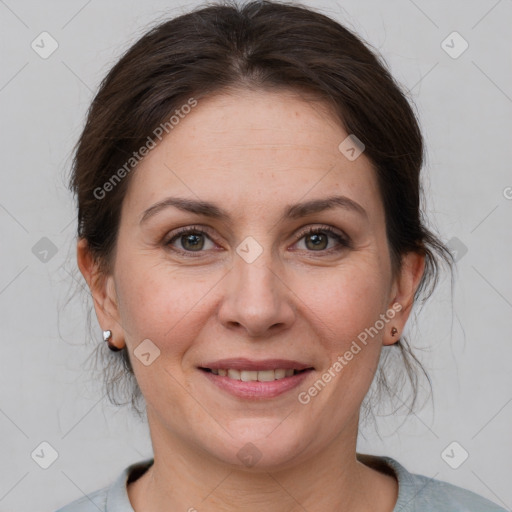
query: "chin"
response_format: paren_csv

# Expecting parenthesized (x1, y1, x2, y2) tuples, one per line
(203, 420, 310, 471)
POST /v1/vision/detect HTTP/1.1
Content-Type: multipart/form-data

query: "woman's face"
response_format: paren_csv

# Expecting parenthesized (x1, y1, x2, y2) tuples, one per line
(82, 89, 423, 469)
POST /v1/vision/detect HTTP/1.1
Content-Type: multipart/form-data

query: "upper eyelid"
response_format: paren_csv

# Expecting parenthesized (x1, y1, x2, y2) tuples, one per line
(167, 223, 345, 237)
(166, 224, 349, 247)
(295, 224, 347, 238)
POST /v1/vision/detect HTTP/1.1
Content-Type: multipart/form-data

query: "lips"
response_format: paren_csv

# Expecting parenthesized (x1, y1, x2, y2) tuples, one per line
(198, 358, 314, 395)
(201, 368, 309, 382)
(199, 358, 313, 372)
(199, 363, 314, 399)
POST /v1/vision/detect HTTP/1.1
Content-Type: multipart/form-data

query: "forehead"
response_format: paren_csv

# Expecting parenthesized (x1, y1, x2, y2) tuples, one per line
(123, 89, 382, 222)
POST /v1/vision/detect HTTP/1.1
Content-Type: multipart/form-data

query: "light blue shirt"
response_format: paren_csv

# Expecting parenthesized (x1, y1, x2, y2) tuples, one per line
(54, 454, 507, 511)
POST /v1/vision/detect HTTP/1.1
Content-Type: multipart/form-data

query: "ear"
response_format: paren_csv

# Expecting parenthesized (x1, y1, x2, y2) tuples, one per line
(76, 238, 125, 350)
(382, 251, 425, 346)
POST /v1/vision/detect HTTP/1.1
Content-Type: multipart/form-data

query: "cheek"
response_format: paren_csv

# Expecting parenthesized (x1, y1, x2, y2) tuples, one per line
(114, 264, 207, 409)
(297, 262, 389, 346)
(115, 258, 211, 354)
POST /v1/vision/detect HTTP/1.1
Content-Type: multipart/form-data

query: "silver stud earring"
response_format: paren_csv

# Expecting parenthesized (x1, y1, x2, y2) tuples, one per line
(103, 329, 121, 352)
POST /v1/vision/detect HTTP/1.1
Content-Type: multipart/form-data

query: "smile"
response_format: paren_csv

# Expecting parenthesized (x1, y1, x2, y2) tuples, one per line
(199, 366, 314, 399)
(201, 368, 309, 381)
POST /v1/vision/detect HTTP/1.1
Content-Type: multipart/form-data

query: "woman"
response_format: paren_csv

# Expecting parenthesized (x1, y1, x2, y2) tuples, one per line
(56, 0, 506, 510)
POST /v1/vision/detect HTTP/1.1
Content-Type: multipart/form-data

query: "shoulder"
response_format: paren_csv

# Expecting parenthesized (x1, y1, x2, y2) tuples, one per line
(53, 458, 154, 512)
(381, 456, 508, 512)
(53, 486, 108, 512)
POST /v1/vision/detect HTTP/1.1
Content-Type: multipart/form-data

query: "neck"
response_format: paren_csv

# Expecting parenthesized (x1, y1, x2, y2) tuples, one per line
(128, 412, 397, 512)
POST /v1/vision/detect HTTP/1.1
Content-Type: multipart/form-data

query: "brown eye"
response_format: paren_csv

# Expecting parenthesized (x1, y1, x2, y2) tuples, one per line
(304, 231, 329, 250)
(294, 226, 351, 253)
(179, 232, 206, 251)
(164, 226, 216, 255)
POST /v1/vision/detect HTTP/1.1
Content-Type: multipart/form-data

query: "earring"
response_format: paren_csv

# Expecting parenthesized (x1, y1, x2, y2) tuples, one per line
(103, 330, 121, 352)
(391, 327, 398, 337)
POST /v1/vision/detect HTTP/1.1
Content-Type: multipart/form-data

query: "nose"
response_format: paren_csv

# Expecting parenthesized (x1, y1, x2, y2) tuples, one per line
(217, 250, 296, 338)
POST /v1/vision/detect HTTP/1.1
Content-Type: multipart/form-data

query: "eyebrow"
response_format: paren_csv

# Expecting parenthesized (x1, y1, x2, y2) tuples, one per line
(140, 194, 368, 225)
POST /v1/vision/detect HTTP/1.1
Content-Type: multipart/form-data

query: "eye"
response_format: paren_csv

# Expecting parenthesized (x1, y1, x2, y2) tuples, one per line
(164, 224, 351, 257)
(164, 225, 217, 256)
(293, 225, 351, 253)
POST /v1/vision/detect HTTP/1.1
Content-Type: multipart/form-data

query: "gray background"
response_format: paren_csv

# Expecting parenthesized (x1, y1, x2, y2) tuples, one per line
(0, 0, 511, 510)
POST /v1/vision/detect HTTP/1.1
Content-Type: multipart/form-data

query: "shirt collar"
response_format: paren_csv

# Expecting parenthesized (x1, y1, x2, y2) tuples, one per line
(106, 454, 416, 511)
(106, 458, 154, 511)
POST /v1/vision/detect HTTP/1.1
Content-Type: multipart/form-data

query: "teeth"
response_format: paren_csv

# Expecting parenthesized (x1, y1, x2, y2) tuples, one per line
(274, 369, 286, 379)
(256, 370, 275, 382)
(210, 368, 302, 381)
(228, 369, 241, 380)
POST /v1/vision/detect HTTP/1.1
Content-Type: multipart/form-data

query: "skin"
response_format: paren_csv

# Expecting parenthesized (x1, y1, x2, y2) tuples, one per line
(78, 89, 425, 512)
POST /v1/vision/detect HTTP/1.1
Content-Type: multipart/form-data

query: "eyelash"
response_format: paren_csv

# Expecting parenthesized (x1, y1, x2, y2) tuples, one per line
(163, 224, 351, 258)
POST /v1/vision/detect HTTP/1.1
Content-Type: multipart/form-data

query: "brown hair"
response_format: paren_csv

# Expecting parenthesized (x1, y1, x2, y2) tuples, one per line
(68, 0, 454, 423)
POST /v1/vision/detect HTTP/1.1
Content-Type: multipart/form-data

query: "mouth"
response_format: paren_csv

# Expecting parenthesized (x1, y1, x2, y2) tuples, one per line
(197, 359, 315, 399)
(199, 367, 311, 381)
